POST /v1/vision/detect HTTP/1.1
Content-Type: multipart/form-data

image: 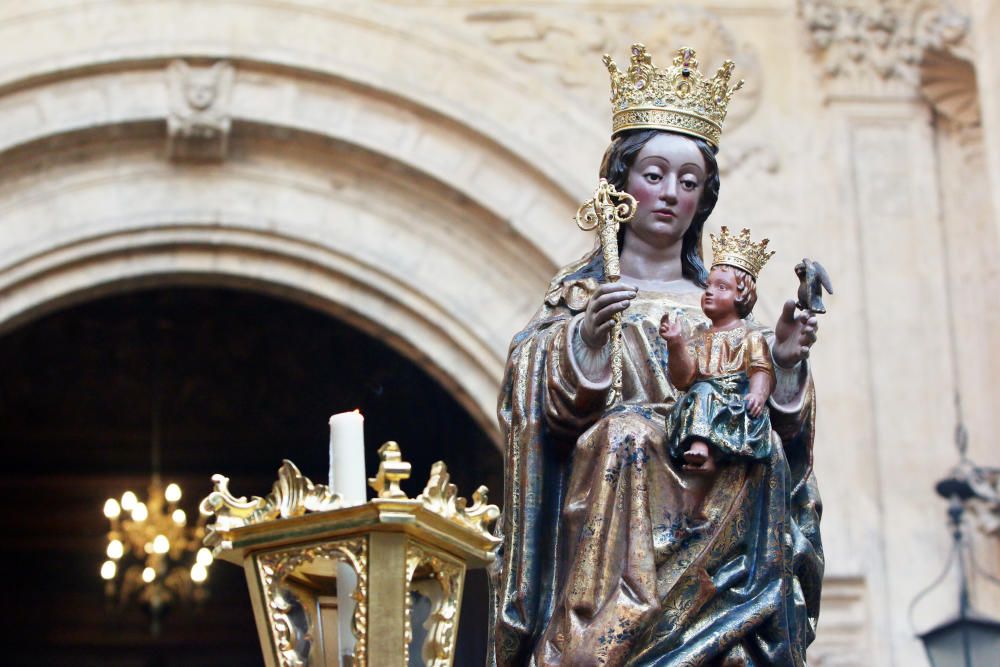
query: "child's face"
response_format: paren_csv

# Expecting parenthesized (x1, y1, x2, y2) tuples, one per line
(701, 267, 739, 321)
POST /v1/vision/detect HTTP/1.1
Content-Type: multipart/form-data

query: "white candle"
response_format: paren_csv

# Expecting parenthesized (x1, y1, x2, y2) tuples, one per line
(328, 410, 367, 506)
(327, 410, 366, 662)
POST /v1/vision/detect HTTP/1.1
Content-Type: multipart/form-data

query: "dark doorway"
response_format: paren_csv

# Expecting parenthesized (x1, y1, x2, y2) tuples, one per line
(0, 287, 501, 666)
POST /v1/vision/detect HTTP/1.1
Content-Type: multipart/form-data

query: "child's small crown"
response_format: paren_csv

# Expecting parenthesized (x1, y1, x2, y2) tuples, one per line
(710, 226, 775, 279)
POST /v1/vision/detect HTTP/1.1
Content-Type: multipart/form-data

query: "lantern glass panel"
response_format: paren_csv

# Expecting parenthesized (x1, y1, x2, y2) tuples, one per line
(921, 617, 1000, 667)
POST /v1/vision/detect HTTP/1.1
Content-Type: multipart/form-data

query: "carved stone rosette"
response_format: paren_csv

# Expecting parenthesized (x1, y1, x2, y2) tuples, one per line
(200, 444, 500, 667)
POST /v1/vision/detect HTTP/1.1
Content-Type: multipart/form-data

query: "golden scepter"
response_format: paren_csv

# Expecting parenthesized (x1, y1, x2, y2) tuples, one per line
(575, 178, 637, 405)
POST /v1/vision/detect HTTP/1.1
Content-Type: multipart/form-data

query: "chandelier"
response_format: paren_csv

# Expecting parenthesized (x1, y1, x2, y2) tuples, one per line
(98, 310, 213, 630)
(101, 477, 212, 621)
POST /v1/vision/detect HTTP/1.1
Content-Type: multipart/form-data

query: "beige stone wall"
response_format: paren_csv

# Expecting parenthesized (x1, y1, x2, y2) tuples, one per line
(1, 1, 998, 664)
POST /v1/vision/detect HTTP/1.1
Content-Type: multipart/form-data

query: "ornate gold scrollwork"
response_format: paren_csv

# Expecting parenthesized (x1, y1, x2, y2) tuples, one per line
(199, 460, 342, 550)
(404, 543, 464, 667)
(417, 462, 500, 540)
(574, 178, 638, 405)
(367, 442, 501, 544)
(403, 548, 420, 665)
(201, 446, 500, 667)
(257, 537, 368, 667)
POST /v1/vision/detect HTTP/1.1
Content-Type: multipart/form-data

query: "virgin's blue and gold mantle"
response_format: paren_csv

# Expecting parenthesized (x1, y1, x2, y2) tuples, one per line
(488, 248, 823, 666)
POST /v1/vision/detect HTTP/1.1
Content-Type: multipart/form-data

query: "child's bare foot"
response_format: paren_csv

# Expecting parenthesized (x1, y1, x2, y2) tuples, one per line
(682, 441, 716, 474)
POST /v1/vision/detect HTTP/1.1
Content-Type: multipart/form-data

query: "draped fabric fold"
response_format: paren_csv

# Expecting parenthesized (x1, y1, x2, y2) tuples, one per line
(488, 250, 823, 667)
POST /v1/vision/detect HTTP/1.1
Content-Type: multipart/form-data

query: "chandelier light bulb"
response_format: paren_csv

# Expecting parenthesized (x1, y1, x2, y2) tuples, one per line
(100, 560, 117, 580)
(120, 491, 137, 511)
(103, 498, 121, 519)
(164, 483, 182, 503)
(196, 547, 213, 567)
(172, 509, 187, 525)
(141, 567, 156, 583)
(131, 502, 148, 522)
(191, 562, 208, 583)
(107, 539, 124, 559)
(152, 534, 170, 554)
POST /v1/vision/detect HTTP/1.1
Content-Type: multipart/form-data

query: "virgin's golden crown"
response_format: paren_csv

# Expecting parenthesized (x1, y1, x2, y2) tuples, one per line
(710, 226, 774, 279)
(603, 44, 744, 147)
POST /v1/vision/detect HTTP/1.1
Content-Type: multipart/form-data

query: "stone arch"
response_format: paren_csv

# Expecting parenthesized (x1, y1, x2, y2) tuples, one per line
(0, 81, 593, 447)
(0, 57, 592, 266)
(0, 0, 638, 450)
(0, 1, 630, 452)
(0, 130, 553, 442)
(0, 219, 505, 442)
(0, 2, 624, 446)
(0, 1, 609, 258)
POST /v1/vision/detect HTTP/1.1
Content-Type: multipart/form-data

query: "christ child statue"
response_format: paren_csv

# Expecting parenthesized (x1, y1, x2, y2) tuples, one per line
(658, 226, 776, 474)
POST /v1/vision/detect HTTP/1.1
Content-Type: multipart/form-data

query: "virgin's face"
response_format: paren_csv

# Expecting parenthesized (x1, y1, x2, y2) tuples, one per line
(624, 133, 706, 250)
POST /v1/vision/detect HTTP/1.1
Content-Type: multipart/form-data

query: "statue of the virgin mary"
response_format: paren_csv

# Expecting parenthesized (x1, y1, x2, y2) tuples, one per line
(488, 44, 824, 667)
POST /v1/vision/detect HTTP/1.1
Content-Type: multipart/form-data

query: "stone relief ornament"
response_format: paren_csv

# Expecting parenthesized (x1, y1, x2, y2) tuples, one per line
(466, 5, 763, 132)
(465, 4, 782, 194)
(970, 472, 1000, 538)
(919, 47, 981, 128)
(166, 59, 235, 161)
(717, 142, 780, 177)
(799, 0, 968, 93)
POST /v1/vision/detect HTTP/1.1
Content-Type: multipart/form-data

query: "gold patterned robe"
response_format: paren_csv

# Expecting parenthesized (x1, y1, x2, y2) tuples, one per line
(666, 324, 776, 464)
(488, 251, 823, 667)
(679, 324, 774, 391)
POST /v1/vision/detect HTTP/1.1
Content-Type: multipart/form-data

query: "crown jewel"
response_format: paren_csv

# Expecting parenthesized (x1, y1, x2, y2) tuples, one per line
(602, 44, 744, 147)
(710, 226, 775, 279)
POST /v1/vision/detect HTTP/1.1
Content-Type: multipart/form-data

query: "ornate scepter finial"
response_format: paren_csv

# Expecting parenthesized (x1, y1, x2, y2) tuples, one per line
(575, 179, 637, 404)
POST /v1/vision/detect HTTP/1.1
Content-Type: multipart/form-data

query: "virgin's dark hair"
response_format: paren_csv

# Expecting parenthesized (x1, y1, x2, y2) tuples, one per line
(599, 129, 720, 287)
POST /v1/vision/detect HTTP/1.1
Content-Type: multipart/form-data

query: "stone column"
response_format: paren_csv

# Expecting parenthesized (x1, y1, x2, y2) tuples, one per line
(799, 1, 992, 664)
(969, 0, 1000, 238)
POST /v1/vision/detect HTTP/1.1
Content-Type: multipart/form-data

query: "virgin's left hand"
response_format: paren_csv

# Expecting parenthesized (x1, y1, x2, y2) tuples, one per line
(773, 300, 819, 368)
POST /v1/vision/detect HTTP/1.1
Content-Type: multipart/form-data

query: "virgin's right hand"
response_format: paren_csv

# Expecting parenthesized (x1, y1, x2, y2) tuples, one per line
(580, 282, 637, 349)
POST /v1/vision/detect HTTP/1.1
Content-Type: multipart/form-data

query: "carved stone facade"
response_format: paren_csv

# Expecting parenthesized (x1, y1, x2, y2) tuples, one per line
(466, 5, 764, 131)
(166, 60, 234, 161)
(799, 0, 969, 95)
(0, 2, 998, 665)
